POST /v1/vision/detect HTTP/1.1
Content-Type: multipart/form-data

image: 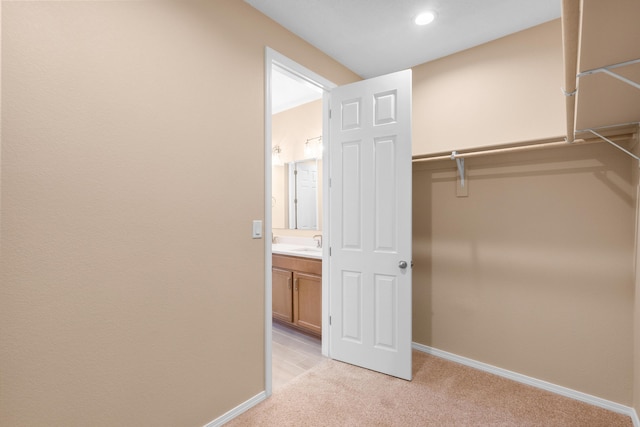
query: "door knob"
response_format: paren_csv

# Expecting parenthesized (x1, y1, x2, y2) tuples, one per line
(399, 260, 408, 269)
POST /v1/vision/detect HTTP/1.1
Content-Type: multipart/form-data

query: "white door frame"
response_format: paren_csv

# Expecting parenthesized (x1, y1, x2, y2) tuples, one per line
(264, 47, 336, 397)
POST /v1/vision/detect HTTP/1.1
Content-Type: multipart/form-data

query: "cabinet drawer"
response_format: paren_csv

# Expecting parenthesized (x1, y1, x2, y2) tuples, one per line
(273, 254, 321, 275)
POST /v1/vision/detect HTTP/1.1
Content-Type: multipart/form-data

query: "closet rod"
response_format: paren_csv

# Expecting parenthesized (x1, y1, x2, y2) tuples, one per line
(413, 137, 577, 163)
(411, 133, 635, 163)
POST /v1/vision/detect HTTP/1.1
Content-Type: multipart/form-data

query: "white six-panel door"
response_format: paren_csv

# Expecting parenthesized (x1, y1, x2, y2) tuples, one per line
(329, 69, 412, 380)
(295, 160, 318, 230)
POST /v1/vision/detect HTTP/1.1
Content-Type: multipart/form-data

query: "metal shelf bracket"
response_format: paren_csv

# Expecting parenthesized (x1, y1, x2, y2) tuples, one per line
(584, 128, 640, 162)
(578, 58, 640, 91)
(451, 151, 465, 187)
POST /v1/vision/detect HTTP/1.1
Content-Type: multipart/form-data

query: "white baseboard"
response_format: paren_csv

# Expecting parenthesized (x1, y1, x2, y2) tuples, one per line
(412, 342, 639, 426)
(203, 391, 267, 427)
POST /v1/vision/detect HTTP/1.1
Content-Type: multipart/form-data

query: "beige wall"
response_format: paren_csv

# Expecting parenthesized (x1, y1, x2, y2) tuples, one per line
(413, 143, 635, 404)
(0, 2, 358, 426)
(412, 19, 565, 156)
(272, 163, 287, 229)
(634, 136, 640, 413)
(411, 20, 636, 404)
(273, 100, 323, 164)
(636, 200, 640, 411)
(2, 2, 637, 423)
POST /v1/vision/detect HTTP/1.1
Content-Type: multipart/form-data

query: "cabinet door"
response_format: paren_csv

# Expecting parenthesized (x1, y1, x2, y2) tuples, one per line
(293, 272, 322, 336)
(272, 268, 293, 323)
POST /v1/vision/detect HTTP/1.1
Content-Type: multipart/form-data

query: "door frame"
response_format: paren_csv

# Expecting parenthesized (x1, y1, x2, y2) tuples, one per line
(264, 47, 336, 397)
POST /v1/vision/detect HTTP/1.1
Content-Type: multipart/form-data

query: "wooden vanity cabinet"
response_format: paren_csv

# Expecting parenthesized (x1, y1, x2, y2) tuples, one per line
(272, 254, 322, 336)
(292, 271, 322, 336)
(272, 267, 293, 323)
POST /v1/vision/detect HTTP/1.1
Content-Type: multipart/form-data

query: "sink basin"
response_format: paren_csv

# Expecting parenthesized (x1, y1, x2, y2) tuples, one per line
(294, 247, 322, 253)
(272, 243, 323, 259)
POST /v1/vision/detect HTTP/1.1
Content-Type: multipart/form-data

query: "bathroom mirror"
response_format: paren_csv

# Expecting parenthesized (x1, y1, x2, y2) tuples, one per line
(288, 159, 318, 230)
(272, 159, 321, 231)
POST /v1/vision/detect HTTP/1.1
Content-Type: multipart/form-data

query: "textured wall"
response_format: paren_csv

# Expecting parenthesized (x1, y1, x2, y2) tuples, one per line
(413, 141, 635, 404)
(410, 14, 637, 407)
(412, 20, 565, 156)
(0, 2, 358, 426)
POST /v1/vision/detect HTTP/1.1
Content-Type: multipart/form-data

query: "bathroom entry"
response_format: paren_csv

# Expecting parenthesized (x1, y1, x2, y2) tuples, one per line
(266, 49, 413, 390)
(267, 52, 332, 393)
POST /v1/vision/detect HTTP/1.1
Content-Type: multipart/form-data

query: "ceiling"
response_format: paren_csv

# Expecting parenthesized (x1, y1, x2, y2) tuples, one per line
(272, 66, 323, 115)
(246, 0, 561, 79)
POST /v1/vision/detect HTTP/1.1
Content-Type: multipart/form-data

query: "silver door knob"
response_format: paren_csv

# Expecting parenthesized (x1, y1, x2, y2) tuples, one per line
(399, 260, 408, 269)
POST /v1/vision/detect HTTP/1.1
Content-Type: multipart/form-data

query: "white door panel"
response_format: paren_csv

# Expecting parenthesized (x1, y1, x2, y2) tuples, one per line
(295, 161, 318, 229)
(329, 69, 412, 380)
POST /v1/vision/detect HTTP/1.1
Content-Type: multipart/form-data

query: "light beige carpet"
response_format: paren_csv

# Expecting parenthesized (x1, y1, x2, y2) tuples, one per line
(227, 350, 632, 426)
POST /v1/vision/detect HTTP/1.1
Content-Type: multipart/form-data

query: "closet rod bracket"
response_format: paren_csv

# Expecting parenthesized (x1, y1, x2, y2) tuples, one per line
(451, 151, 465, 187)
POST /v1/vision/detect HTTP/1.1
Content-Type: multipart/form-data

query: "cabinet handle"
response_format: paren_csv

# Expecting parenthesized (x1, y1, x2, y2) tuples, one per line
(288, 277, 292, 290)
(294, 278, 299, 291)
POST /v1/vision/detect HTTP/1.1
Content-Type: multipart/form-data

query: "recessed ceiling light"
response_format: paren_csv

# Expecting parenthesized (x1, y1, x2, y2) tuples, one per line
(415, 11, 436, 26)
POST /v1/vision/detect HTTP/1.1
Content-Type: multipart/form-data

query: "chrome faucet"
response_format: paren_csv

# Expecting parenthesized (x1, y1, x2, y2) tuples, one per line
(313, 234, 322, 248)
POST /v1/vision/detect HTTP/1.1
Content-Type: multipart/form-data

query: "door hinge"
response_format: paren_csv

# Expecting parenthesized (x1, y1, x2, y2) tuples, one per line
(329, 316, 332, 325)
(329, 247, 332, 256)
(329, 178, 332, 187)
(329, 109, 332, 119)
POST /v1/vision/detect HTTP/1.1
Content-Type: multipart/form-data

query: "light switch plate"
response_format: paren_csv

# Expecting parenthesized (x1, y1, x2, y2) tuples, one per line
(252, 220, 263, 239)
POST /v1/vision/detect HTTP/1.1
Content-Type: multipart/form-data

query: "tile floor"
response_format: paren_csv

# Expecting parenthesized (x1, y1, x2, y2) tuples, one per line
(271, 321, 325, 390)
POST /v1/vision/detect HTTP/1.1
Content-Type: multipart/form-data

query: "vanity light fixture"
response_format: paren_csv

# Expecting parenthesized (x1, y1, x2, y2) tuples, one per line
(272, 145, 284, 166)
(304, 136, 323, 159)
(415, 11, 436, 26)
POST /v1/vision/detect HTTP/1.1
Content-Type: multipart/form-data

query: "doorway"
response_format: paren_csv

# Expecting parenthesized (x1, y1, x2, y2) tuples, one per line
(264, 48, 336, 396)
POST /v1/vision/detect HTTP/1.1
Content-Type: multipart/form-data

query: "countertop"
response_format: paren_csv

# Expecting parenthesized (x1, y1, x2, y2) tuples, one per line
(272, 243, 323, 260)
